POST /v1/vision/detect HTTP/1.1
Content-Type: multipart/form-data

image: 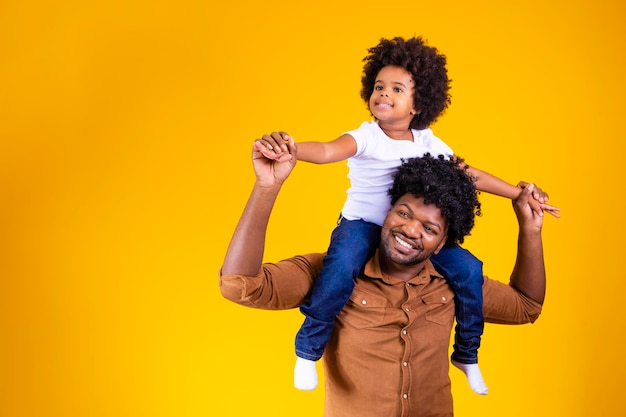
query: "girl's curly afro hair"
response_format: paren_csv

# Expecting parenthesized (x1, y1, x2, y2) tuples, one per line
(388, 154, 481, 246)
(361, 36, 451, 130)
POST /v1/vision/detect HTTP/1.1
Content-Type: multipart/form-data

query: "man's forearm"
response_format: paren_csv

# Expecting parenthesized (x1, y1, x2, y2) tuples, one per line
(509, 224, 546, 304)
(220, 183, 281, 276)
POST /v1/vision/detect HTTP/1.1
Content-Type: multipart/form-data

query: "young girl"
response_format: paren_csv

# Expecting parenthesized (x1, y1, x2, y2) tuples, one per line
(255, 36, 557, 394)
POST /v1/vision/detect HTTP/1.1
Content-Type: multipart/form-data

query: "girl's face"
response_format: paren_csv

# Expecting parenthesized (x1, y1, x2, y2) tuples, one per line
(369, 65, 417, 128)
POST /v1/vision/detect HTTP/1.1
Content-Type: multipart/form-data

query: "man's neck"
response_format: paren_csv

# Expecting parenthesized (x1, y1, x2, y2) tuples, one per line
(377, 253, 430, 282)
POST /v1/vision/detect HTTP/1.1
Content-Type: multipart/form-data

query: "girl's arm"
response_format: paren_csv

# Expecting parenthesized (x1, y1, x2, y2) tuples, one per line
(254, 132, 357, 164)
(297, 134, 357, 163)
(467, 165, 523, 200)
(466, 165, 560, 217)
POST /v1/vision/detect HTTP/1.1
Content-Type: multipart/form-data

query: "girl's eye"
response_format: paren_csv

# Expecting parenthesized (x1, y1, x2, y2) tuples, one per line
(375, 85, 383, 91)
(394, 87, 403, 93)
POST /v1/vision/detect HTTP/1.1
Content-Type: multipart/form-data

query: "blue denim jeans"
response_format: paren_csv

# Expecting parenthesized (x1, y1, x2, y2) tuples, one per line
(295, 217, 381, 361)
(431, 245, 484, 364)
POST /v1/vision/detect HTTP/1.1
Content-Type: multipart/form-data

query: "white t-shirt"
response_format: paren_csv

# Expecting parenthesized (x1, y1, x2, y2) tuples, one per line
(341, 121, 454, 226)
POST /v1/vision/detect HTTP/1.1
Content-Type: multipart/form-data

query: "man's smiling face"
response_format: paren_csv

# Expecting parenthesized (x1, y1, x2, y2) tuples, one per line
(380, 194, 448, 276)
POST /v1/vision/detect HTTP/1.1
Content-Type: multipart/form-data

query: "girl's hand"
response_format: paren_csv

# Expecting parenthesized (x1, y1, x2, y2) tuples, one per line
(517, 181, 560, 218)
(252, 134, 297, 188)
(253, 131, 292, 162)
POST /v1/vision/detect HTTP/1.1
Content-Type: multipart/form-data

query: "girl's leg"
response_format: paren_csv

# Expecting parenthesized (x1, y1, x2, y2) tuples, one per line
(431, 244, 488, 395)
(294, 218, 380, 390)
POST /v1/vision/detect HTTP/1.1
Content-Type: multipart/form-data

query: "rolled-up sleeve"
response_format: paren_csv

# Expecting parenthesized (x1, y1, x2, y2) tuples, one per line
(219, 253, 325, 310)
(482, 276, 543, 325)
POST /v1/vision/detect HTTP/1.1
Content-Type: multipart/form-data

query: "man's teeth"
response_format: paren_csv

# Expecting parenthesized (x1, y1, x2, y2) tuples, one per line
(395, 235, 413, 249)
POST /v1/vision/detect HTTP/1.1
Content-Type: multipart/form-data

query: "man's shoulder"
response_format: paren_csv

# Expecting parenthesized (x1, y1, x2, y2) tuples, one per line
(287, 253, 326, 274)
(220, 252, 326, 310)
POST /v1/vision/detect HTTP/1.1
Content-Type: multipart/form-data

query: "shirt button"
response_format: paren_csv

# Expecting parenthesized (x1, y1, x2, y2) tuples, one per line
(361, 300, 367, 305)
(403, 394, 408, 399)
(402, 330, 407, 335)
(403, 362, 408, 367)
(442, 296, 446, 301)
(405, 307, 410, 312)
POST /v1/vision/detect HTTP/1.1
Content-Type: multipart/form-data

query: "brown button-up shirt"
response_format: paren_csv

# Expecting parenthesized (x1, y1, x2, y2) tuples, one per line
(219, 251, 542, 417)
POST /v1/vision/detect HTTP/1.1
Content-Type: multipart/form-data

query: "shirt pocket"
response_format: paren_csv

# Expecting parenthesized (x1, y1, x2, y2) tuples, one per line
(341, 288, 391, 329)
(422, 290, 455, 326)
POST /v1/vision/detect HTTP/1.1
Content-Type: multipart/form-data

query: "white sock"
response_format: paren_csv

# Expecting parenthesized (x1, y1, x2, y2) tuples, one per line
(452, 360, 488, 395)
(294, 357, 318, 390)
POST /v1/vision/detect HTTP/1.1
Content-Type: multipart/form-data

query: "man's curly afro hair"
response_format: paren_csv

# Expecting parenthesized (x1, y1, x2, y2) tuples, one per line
(360, 36, 451, 130)
(388, 154, 481, 246)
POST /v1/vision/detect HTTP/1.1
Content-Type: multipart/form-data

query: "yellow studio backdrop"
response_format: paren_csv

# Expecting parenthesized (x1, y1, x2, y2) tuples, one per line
(1, 0, 624, 416)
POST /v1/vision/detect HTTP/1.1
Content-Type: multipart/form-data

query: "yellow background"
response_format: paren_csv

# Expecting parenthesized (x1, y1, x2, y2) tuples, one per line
(1, 0, 624, 416)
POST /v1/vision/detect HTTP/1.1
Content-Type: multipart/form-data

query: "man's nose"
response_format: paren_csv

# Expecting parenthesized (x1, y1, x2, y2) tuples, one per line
(401, 220, 422, 239)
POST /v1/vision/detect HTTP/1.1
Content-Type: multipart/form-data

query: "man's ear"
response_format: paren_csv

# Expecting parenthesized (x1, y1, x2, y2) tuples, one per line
(433, 236, 448, 255)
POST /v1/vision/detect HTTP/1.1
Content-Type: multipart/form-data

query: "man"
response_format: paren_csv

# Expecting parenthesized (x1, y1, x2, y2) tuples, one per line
(220, 136, 547, 417)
